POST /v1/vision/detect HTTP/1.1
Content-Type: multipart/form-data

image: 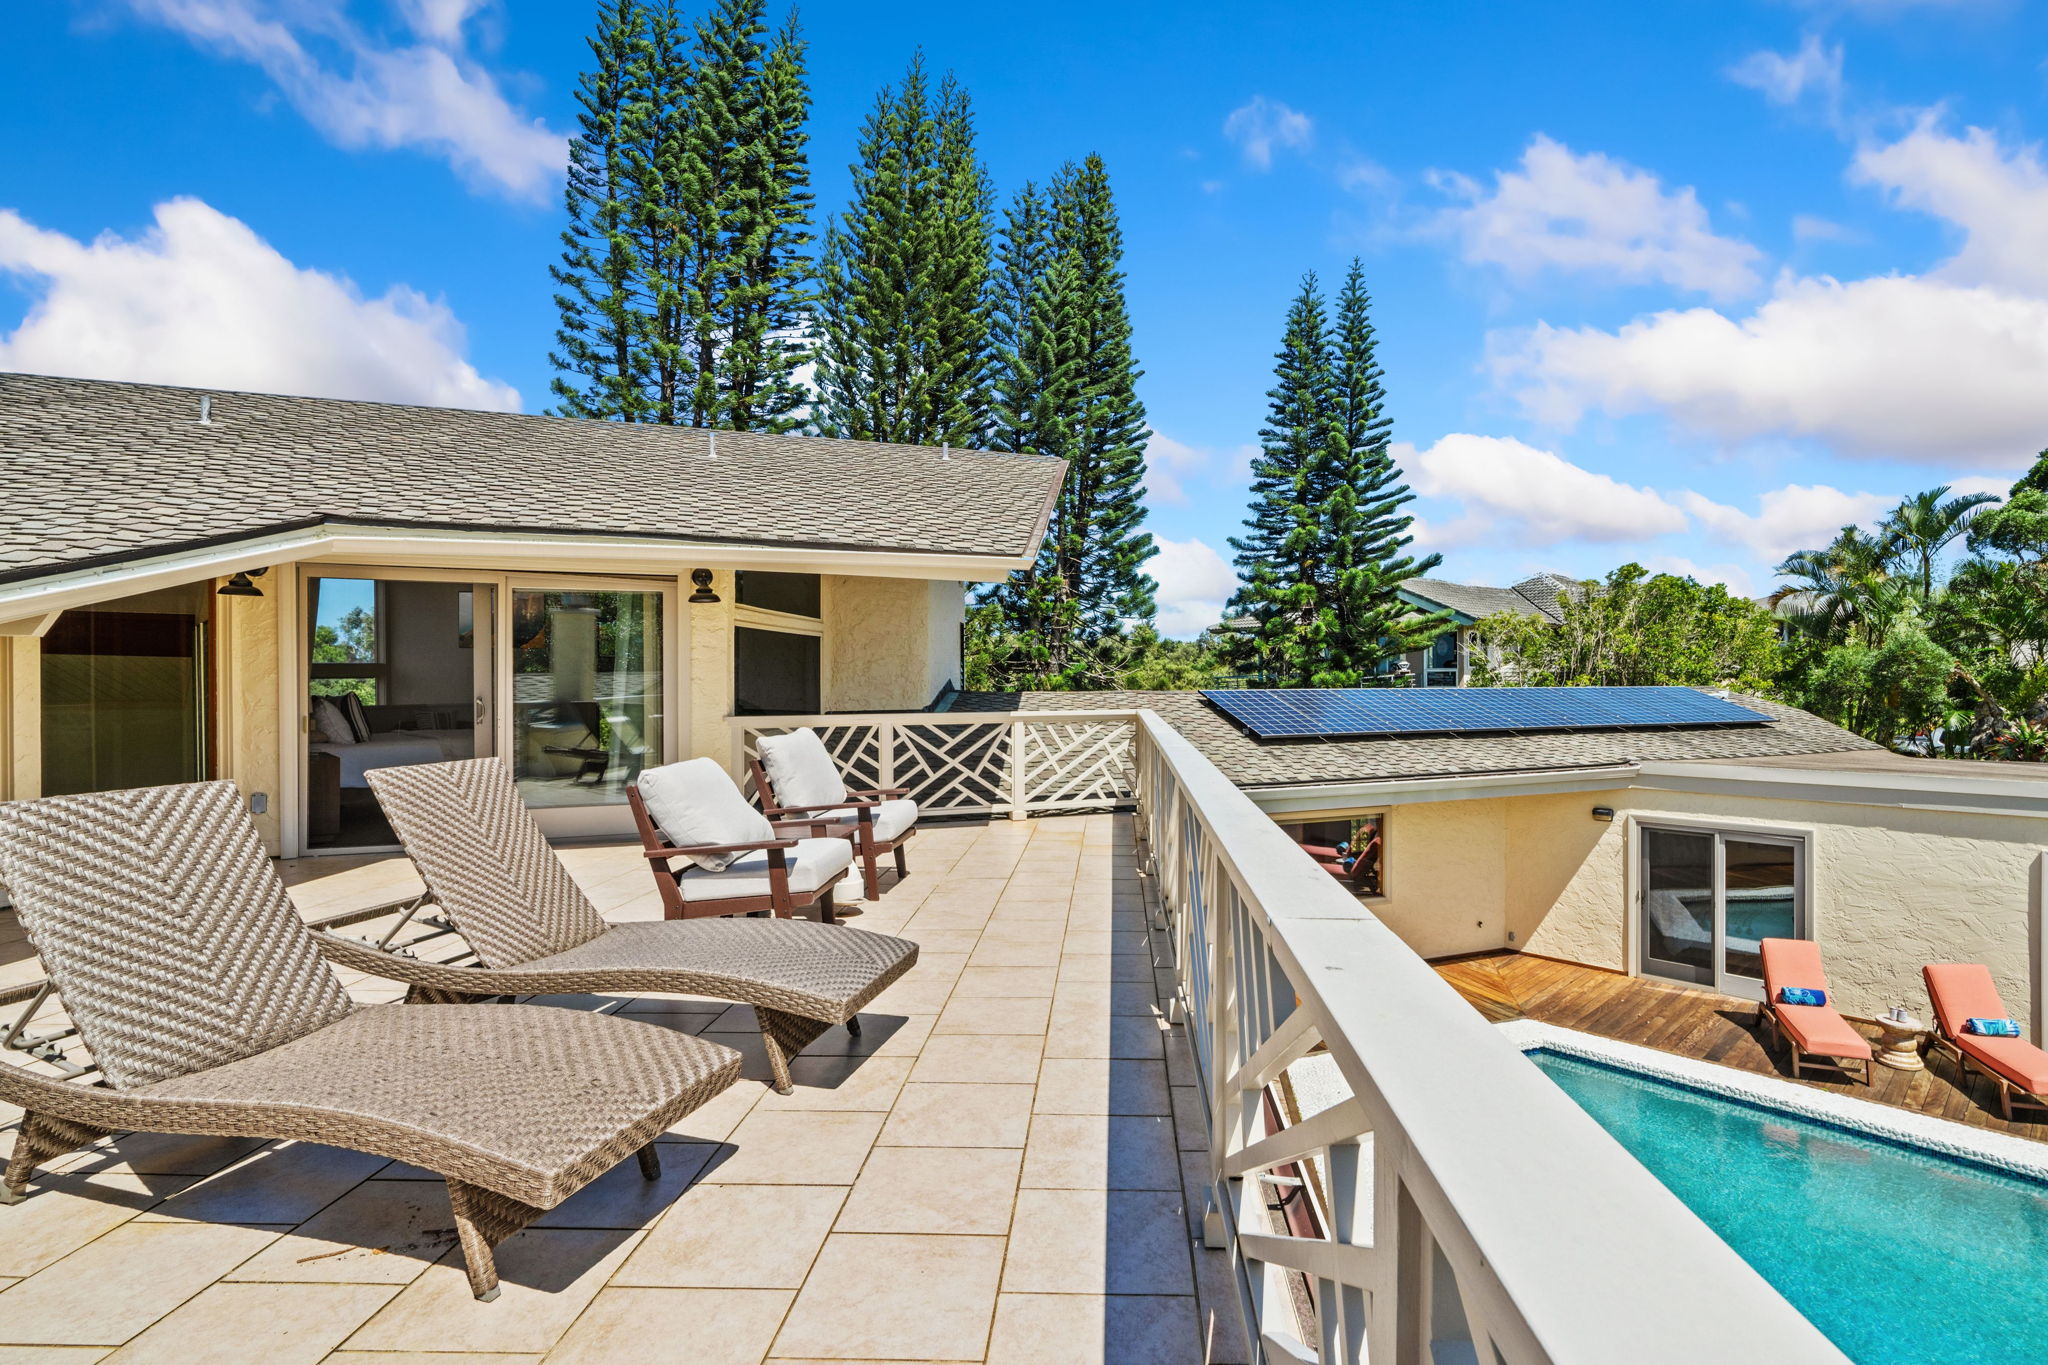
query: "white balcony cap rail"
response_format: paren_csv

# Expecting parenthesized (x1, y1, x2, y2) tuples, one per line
(732, 707, 1847, 1362)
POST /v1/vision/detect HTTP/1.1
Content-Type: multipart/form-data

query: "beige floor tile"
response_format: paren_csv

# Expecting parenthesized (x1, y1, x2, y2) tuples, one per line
(907, 1034, 1043, 1086)
(1180, 1152, 1217, 1239)
(868, 975, 958, 1015)
(1001, 1189, 1193, 1295)
(1162, 1028, 1198, 1087)
(1060, 930, 1150, 956)
(56, 1133, 269, 1178)
(135, 1143, 388, 1226)
(964, 939, 1062, 968)
(1051, 980, 1160, 1017)
(834, 1146, 1020, 1236)
(895, 929, 981, 955)
(0, 1170, 196, 1278)
(1033, 1059, 1172, 1116)
(1043, 1011, 1166, 1060)
(772, 1233, 1004, 1361)
(1194, 1240, 1254, 1364)
(932, 996, 1051, 1037)
(0, 1349, 108, 1362)
(614, 1183, 844, 1288)
(531, 1142, 716, 1227)
(879, 1084, 1035, 1149)
(663, 1073, 763, 1141)
(1171, 1086, 1209, 1150)
(339, 1228, 641, 1356)
(801, 1013, 934, 1060)
(985, 1293, 1200, 1365)
(0, 1222, 283, 1346)
(982, 901, 1068, 923)
(700, 1111, 884, 1185)
(546, 1286, 793, 1365)
(759, 1055, 913, 1113)
(226, 1180, 459, 1285)
(950, 966, 1057, 999)
(104, 1282, 397, 1364)
(324, 1356, 537, 1364)
(1056, 955, 1156, 983)
(1020, 1115, 1181, 1191)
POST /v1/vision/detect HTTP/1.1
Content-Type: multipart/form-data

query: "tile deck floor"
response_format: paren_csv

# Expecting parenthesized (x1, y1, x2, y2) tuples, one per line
(0, 814, 1248, 1364)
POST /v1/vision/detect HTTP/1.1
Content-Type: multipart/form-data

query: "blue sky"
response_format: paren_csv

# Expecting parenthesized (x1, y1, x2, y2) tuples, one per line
(7, 2, 2048, 636)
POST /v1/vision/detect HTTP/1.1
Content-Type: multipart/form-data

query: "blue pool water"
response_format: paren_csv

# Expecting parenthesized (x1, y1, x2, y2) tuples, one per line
(1531, 1049, 2048, 1365)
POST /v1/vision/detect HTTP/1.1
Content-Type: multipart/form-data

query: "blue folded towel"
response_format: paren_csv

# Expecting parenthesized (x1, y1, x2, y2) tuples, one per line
(1966, 1017, 2022, 1037)
(1778, 987, 1827, 1007)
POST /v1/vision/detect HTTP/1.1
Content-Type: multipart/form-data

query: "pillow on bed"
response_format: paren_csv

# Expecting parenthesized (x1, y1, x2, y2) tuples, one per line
(1777, 986, 1827, 1007)
(636, 759, 775, 872)
(338, 693, 374, 743)
(311, 698, 357, 746)
(1966, 1017, 2022, 1037)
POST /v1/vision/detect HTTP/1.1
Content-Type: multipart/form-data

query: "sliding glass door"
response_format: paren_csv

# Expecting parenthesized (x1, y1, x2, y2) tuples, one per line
(1638, 825, 1804, 999)
(510, 587, 663, 825)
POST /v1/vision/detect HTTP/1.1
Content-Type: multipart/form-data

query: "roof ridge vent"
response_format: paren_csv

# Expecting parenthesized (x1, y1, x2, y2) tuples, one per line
(198, 395, 212, 425)
(707, 430, 717, 460)
(942, 442, 950, 462)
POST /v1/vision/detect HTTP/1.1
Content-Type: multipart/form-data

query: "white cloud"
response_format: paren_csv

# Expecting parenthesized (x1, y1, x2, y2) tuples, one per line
(1150, 537, 1238, 639)
(1400, 433, 1689, 548)
(121, 0, 561, 199)
(1499, 271, 2048, 465)
(0, 197, 520, 410)
(1144, 429, 1204, 505)
(1642, 556, 1758, 599)
(1679, 484, 1894, 561)
(1853, 119, 2048, 295)
(1791, 213, 1858, 243)
(1430, 135, 1762, 298)
(1727, 34, 1843, 108)
(1222, 97, 1312, 171)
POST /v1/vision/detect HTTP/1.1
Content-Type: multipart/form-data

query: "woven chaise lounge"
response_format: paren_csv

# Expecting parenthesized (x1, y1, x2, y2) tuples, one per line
(323, 758, 919, 1095)
(0, 781, 742, 1301)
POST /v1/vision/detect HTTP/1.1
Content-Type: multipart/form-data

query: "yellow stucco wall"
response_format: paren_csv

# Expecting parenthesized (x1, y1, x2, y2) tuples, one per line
(1505, 787, 2046, 1025)
(685, 571, 736, 770)
(215, 587, 283, 849)
(1, 637, 38, 802)
(822, 575, 959, 713)
(1367, 796, 1513, 959)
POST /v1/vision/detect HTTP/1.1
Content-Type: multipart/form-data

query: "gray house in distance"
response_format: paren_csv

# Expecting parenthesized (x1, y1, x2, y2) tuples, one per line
(1395, 572, 1581, 685)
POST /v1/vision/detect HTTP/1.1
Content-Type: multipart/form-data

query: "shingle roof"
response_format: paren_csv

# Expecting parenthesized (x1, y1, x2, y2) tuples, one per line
(947, 688, 1876, 787)
(1401, 572, 1578, 624)
(0, 372, 1066, 584)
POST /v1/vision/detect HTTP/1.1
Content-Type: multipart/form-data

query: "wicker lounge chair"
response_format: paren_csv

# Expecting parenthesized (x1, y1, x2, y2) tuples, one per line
(1924, 962, 2048, 1119)
(331, 758, 918, 1095)
(751, 728, 918, 900)
(1757, 938, 1872, 1085)
(0, 781, 742, 1301)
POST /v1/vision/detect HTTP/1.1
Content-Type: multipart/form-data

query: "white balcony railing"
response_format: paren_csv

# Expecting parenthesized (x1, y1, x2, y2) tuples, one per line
(733, 710, 1847, 1364)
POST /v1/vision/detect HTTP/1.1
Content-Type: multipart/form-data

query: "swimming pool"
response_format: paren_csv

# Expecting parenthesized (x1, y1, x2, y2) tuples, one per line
(1531, 1048, 2048, 1365)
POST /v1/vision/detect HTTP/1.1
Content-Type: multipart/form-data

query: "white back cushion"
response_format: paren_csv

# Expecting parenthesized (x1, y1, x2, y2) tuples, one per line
(312, 698, 357, 745)
(636, 758, 775, 871)
(759, 728, 848, 809)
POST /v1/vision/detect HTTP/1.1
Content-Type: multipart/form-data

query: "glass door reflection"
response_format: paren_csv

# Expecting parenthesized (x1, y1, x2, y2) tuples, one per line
(511, 589, 662, 809)
(1640, 828, 1716, 986)
(1721, 838, 1799, 986)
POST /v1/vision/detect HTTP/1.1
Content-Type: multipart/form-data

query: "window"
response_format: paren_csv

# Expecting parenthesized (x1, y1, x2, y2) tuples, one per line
(41, 583, 211, 795)
(307, 577, 384, 704)
(1424, 630, 1459, 687)
(735, 626, 820, 715)
(1279, 813, 1385, 897)
(1639, 824, 1803, 999)
(735, 571, 820, 618)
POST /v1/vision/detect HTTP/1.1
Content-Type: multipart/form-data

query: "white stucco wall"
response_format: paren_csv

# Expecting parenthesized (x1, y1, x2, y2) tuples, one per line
(926, 579, 965, 699)
(823, 574, 955, 713)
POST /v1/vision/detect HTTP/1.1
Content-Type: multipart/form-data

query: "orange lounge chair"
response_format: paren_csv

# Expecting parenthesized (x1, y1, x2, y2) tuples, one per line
(1758, 938, 1872, 1085)
(1923, 963, 2048, 1120)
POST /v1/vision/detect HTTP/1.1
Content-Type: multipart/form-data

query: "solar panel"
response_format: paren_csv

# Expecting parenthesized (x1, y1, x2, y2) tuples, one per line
(1198, 686, 1769, 741)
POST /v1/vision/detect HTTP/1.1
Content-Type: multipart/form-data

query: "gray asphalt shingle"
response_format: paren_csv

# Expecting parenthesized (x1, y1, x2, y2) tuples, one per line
(0, 372, 1065, 584)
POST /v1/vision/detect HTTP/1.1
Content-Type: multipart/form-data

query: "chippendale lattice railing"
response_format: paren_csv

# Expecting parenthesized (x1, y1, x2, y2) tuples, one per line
(730, 708, 1846, 1363)
(731, 711, 1136, 817)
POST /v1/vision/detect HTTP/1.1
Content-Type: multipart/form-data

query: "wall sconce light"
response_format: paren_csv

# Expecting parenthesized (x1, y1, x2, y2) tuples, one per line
(688, 569, 721, 604)
(218, 567, 268, 598)
(1591, 807, 1615, 823)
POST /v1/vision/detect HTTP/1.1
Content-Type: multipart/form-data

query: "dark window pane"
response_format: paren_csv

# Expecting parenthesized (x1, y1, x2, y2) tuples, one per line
(41, 584, 209, 795)
(735, 627, 820, 715)
(735, 571, 820, 618)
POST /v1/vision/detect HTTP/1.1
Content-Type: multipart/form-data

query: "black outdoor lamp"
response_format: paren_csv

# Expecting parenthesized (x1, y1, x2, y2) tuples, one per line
(218, 567, 268, 598)
(688, 569, 721, 604)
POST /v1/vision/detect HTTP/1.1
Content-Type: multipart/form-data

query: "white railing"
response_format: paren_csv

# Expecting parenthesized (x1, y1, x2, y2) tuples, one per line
(735, 707, 1846, 1362)
(730, 711, 1137, 817)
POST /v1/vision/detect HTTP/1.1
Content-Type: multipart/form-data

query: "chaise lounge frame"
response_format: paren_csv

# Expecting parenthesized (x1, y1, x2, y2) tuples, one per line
(0, 781, 741, 1301)
(1923, 962, 2048, 1121)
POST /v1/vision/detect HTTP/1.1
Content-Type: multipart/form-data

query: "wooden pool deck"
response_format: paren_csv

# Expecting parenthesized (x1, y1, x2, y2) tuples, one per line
(1432, 951, 2048, 1144)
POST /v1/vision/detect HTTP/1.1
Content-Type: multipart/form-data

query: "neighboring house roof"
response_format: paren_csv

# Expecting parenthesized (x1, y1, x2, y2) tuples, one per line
(1399, 572, 1580, 625)
(947, 688, 1876, 788)
(0, 372, 1066, 587)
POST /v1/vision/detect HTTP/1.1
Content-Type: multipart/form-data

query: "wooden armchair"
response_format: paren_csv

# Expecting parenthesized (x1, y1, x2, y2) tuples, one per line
(751, 728, 919, 900)
(626, 769, 854, 924)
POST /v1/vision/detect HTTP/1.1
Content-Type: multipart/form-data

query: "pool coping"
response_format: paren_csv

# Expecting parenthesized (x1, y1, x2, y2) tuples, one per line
(1499, 1018, 2048, 1183)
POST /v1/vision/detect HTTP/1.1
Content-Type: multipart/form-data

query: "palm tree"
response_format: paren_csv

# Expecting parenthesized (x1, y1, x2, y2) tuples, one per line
(1771, 525, 1896, 645)
(1883, 485, 2002, 603)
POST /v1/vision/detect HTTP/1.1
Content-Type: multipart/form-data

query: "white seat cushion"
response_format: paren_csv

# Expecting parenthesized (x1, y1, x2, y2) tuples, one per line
(675, 836, 854, 903)
(758, 728, 848, 809)
(636, 758, 775, 872)
(827, 797, 918, 843)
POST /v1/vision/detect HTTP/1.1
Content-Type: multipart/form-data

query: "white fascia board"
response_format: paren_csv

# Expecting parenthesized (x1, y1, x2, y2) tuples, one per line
(1245, 764, 1639, 816)
(0, 522, 1030, 625)
(1634, 759, 2048, 822)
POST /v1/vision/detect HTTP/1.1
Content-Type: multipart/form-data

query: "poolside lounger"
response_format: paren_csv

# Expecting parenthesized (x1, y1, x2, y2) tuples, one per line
(1758, 938, 1872, 1086)
(330, 758, 917, 1095)
(0, 781, 742, 1301)
(750, 728, 918, 900)
(1923, 963, 2048, 1120)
